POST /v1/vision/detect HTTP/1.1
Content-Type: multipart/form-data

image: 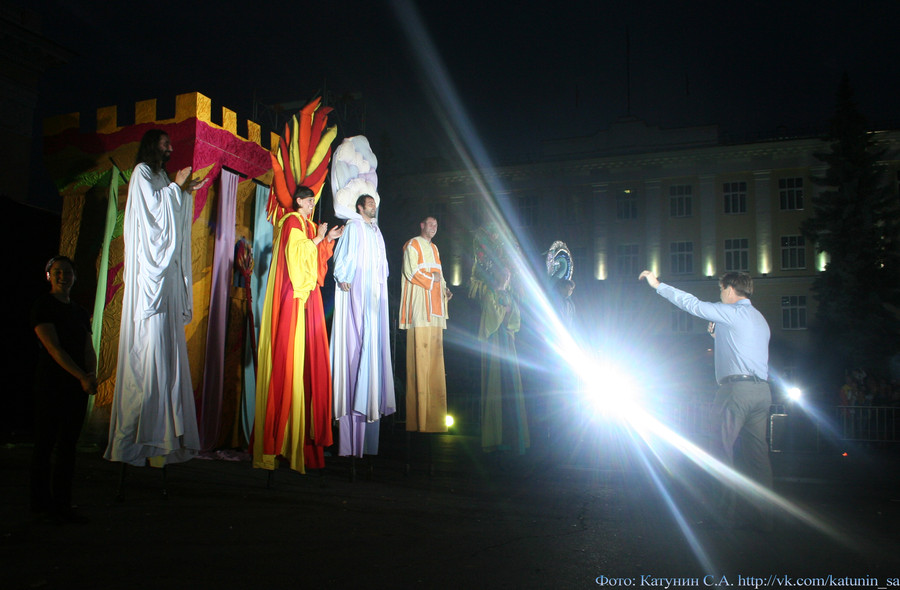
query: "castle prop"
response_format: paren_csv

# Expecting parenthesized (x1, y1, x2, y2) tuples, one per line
(43, 92, 274, 448)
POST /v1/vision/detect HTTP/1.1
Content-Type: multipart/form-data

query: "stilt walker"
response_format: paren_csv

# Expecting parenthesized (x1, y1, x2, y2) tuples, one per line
(252, 98, 340, 479)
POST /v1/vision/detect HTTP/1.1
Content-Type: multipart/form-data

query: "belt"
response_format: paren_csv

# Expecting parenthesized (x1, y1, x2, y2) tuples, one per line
(719, 374, 766, 385)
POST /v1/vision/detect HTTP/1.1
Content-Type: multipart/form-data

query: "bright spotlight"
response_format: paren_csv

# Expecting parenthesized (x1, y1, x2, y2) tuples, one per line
(579, 358, 641, 418)
(445, 415, 454, 428)
(787, 387, 802, 401)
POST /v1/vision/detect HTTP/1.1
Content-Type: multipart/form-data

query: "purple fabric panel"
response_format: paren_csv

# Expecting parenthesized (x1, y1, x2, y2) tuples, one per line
(198, 169, 238, 450)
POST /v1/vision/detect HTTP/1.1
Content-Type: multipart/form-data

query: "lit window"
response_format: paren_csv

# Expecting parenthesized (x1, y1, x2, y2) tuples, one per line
(670, 241, 694, 275)
(779, 178, 804, 210)
(723, 181, 747, 214)
(669, 185, 693, 217)
(780, 235, 806, 270)
(617, 190, 637, 220)
(781, 295, 807, 330)
(724, 238, 749, 272)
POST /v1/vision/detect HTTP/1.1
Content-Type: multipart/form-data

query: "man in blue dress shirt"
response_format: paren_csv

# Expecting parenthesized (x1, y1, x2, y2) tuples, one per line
(640, 270, 773, 528)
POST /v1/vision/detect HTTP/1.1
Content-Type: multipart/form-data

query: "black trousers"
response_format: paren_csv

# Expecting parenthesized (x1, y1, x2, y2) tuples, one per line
(30, 385, 88, 514)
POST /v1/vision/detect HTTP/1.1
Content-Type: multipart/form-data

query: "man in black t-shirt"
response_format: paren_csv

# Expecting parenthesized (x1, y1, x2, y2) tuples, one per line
(30, 256, 96, 523)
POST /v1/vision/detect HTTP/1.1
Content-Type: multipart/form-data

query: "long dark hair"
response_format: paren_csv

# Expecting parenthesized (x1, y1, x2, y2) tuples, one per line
(135, 129, 168, 173)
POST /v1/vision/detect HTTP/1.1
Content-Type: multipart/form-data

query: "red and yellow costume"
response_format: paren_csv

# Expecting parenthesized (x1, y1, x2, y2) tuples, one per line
(253, 99, 337, 473)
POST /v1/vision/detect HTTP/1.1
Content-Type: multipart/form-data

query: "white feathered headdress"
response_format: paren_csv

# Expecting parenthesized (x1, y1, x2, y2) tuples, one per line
(330, 135, 379, 220)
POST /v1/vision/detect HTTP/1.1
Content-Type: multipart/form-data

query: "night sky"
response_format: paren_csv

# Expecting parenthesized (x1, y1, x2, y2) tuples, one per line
(20, 0, 900, 193)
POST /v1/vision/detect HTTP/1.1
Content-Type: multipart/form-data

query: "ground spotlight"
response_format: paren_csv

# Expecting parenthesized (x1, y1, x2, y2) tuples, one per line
(445, 415, 454, 428)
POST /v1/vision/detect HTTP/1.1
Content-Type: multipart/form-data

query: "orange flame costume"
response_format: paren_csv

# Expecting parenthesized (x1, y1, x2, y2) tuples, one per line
(252, 98, 337, 472)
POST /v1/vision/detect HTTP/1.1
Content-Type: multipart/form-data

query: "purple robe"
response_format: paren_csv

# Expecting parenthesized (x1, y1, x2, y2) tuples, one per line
(330, 218, 396, 457)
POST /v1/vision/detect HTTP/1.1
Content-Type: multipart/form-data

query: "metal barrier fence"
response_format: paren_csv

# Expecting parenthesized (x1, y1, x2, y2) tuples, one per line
(662, 402, 900, 448)
(831, 405, 899, 443)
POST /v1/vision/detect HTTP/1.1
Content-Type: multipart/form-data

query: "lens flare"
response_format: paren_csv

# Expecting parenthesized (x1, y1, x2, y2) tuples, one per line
(391, 0, 851, 568)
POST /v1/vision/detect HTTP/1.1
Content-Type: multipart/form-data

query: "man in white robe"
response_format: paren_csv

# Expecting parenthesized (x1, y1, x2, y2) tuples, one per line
(331, 194, 396, 457)
(105, 130, 207, 466)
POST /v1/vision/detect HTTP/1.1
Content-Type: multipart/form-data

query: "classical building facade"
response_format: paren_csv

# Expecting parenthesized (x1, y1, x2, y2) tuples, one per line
(393, 118, 900, 391)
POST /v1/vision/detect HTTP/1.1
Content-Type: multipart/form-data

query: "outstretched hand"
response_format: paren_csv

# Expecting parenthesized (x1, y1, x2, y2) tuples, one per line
(175, 167, 191, 186)
(184, 177, 210, 192)
(638, 270, 660, 289)
(326, 224, 344, 241)
(316, 222, 344, 244)
(175, 167, 209, 193)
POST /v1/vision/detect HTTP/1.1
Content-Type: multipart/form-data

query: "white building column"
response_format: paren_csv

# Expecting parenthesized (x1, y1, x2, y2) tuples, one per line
(699, 174, 717, 277)
(644, 179, 662, 275)
(753, 169, 773, 275)
(593, 182, 609, 280)
(810, 165, 829, 271)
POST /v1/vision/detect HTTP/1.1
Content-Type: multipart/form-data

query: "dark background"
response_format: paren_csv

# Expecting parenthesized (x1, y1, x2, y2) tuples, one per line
(16, 0, 900, 208)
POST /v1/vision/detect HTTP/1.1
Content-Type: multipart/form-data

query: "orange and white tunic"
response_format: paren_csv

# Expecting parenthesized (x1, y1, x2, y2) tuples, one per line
(399, 236, 448, 329)
(399, 236, 449, 432)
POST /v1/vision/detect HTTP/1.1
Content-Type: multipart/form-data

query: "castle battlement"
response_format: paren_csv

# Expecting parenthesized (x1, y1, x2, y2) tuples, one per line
(43, 91, 279, 150)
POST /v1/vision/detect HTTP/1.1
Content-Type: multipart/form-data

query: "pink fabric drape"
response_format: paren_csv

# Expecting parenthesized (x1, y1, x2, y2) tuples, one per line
(198, 169, 238, 450)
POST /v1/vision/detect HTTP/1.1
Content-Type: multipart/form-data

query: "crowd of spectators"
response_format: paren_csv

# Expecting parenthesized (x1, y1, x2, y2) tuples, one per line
(838, 369, 900, 407)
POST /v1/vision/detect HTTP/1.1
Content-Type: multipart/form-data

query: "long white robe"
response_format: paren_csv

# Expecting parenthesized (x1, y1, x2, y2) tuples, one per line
(331, 218, 396, 457)
(104, 163, 200, 466)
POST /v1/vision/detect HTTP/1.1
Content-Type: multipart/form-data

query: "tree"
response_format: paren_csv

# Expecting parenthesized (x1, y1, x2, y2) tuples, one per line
(801, 74, 900, 377)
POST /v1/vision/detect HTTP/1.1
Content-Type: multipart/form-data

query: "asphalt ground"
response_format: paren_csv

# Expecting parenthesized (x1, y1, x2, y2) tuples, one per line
(2, 423, 899, 590)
